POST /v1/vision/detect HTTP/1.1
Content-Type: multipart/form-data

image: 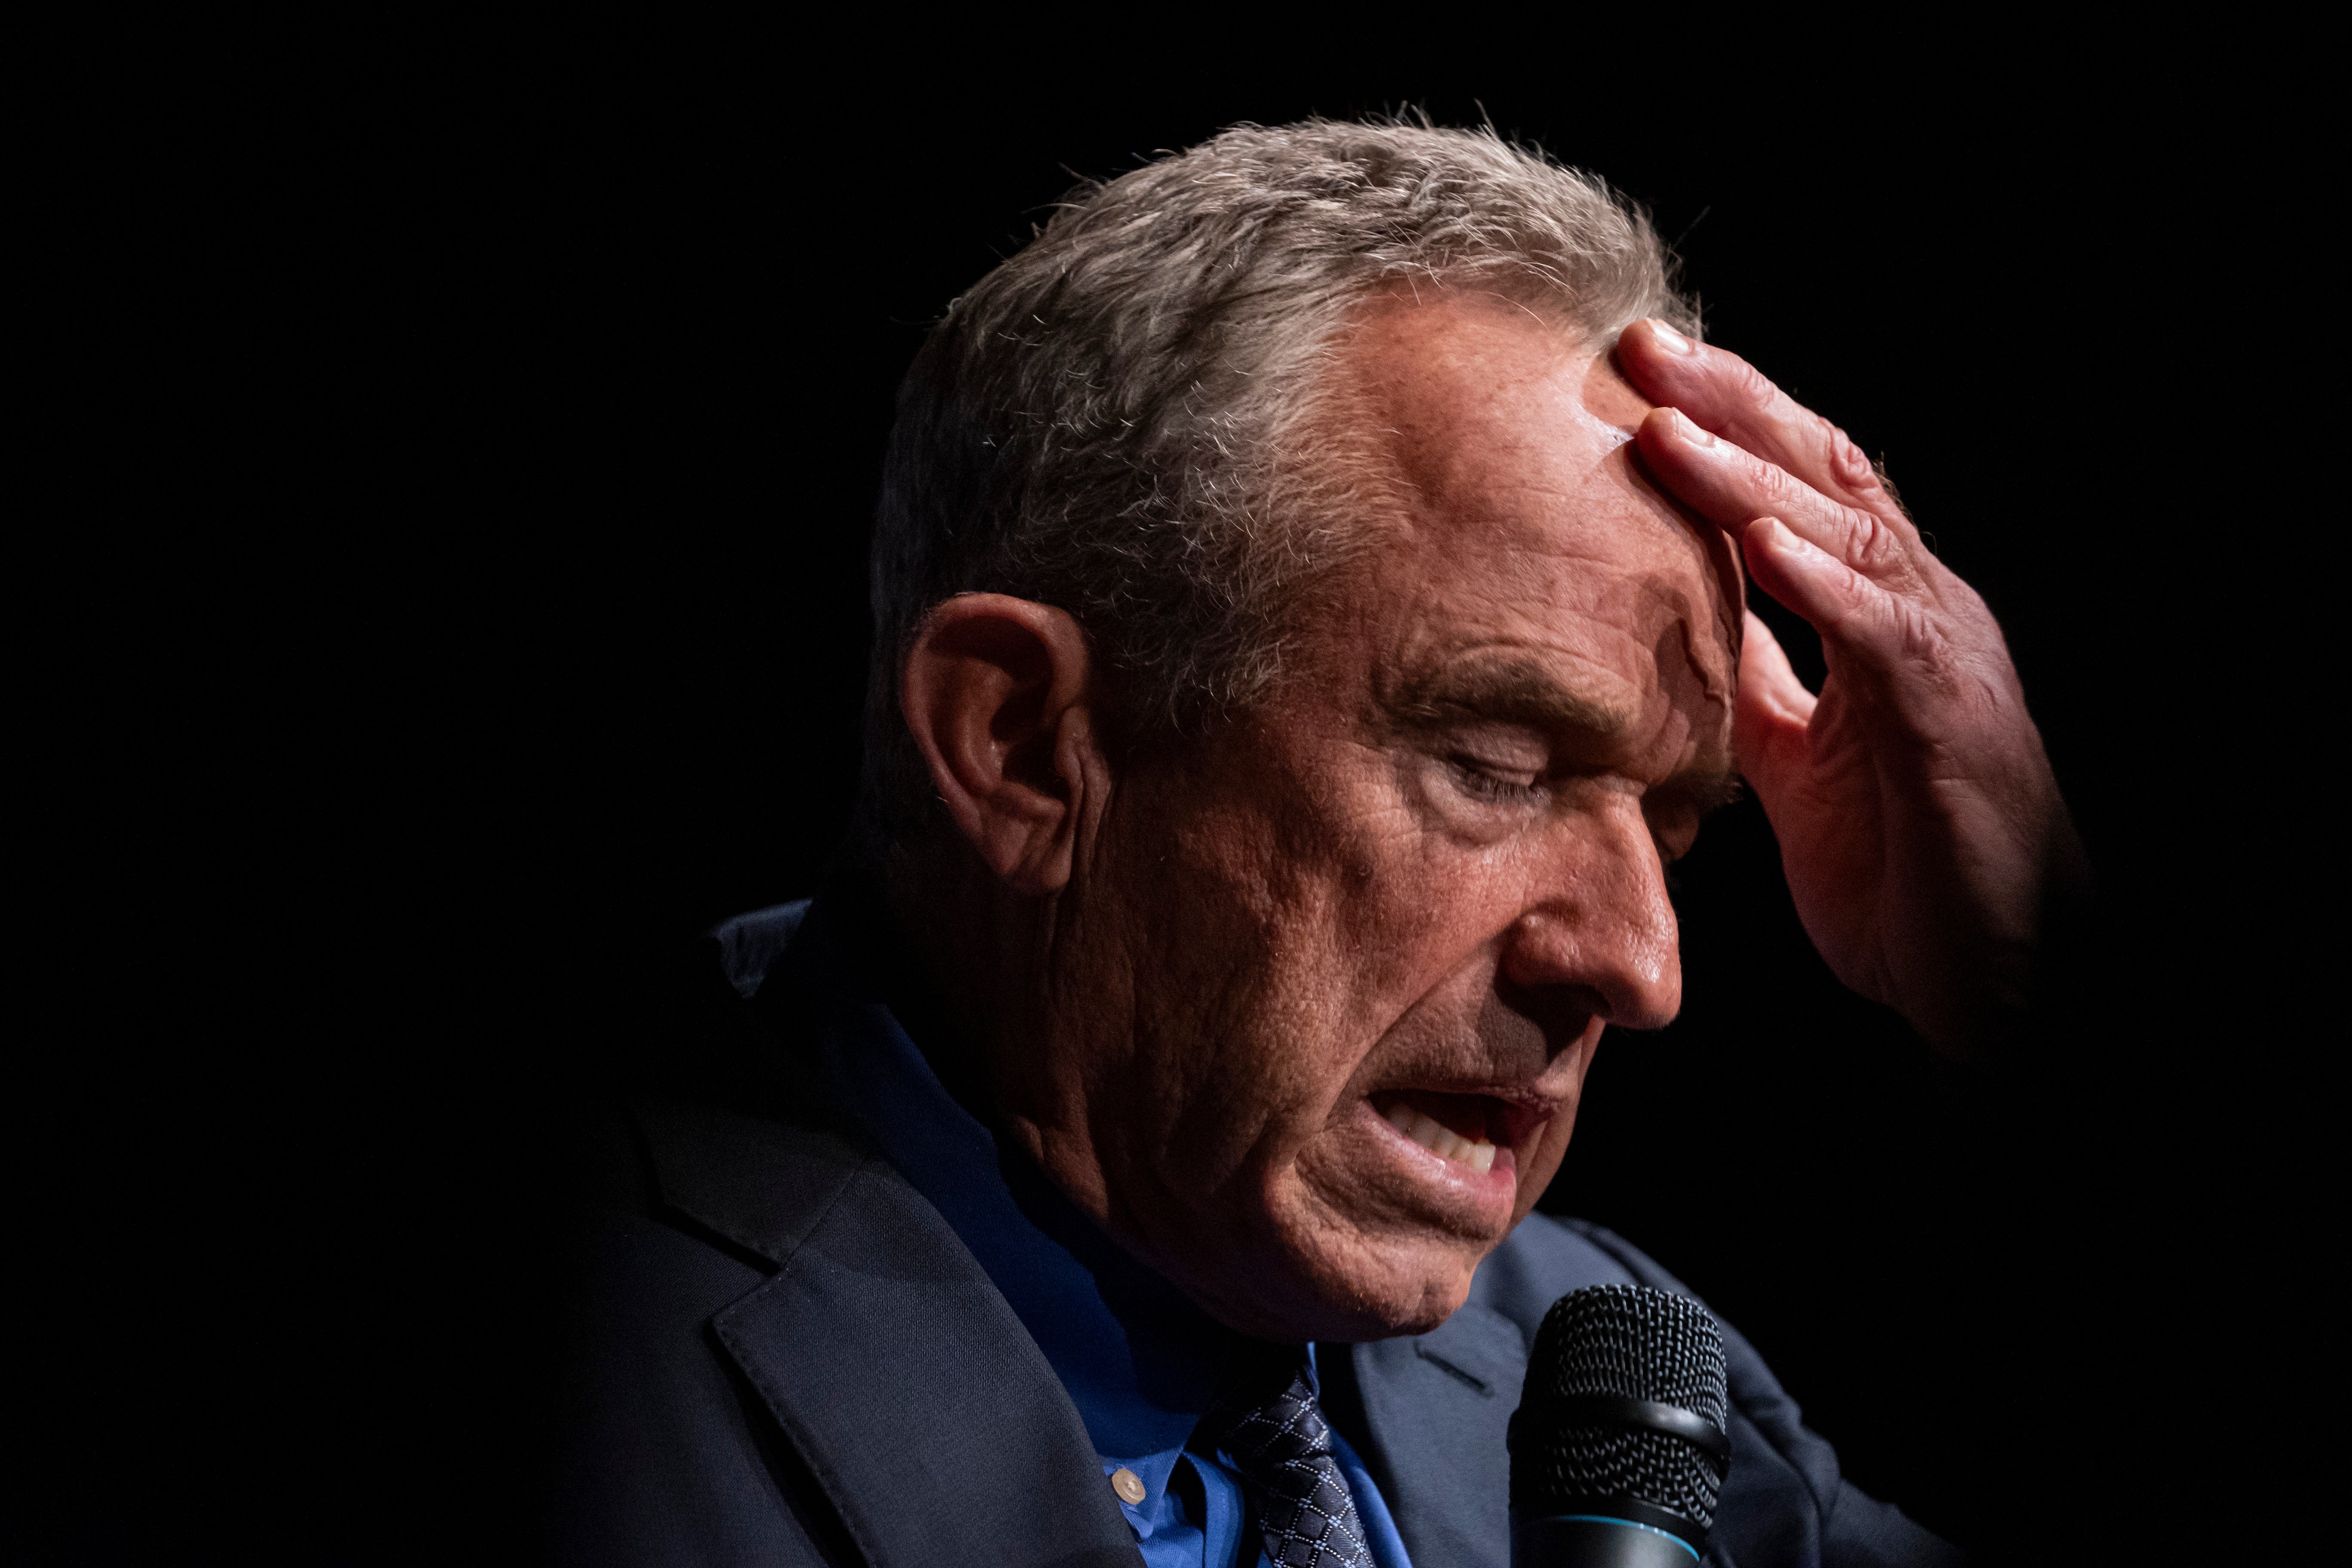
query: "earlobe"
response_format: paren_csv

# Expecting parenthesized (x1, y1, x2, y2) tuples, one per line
(899, 594, 1098, 896)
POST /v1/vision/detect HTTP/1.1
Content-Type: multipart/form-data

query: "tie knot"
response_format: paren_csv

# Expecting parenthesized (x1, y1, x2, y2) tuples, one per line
(1200, 1357, 1374, 1568)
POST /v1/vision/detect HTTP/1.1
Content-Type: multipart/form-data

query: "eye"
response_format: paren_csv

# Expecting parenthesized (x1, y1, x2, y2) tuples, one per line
(1446, 754, 1544, 804)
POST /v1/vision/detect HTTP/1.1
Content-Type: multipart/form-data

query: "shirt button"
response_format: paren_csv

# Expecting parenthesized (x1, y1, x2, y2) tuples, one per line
(1110, 1467, 1147, 1506)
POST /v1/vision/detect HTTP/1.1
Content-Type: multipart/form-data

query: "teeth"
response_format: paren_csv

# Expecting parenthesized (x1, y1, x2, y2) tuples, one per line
(1383, 1103, 1499, 1173)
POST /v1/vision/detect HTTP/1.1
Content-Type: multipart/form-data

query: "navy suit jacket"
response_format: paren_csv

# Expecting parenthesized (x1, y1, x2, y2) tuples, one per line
(554, 899, 1961, 1567)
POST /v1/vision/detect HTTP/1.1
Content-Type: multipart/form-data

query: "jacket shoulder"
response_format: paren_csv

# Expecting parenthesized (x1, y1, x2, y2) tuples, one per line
(1361, 1214, 1962, 1568)
(1465, 1211, 1651, 1334)
(553, 1095, 865, 1565)
(551, 908, 1142, 1568)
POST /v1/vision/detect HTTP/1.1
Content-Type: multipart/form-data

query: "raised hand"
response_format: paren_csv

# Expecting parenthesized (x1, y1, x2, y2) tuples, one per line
(1617, 319, 2088, 1057)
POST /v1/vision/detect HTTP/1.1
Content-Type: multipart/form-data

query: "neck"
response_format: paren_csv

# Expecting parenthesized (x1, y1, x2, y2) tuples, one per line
(877, 843, 1115, 1220)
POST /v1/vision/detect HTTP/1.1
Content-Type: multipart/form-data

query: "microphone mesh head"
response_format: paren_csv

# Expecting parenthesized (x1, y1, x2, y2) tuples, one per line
(1511, 1283, 1731, 1529)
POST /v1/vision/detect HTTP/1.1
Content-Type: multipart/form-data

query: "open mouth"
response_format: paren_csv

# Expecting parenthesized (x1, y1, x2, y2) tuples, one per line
(1369, 1089, 1530, 1175)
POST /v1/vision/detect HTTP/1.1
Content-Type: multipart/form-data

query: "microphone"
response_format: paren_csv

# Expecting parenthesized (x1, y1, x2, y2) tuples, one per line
(1508, 1284, 1732, 1566)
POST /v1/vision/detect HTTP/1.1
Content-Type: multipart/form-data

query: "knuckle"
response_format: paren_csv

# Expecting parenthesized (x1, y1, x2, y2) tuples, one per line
(1842, 508, 1907, 576)
(1899, 601, 1949, 667)
(1829, 426, 1879, 490)
(1837, 588, 2025, 749)
(1751, 457, 1799, 507)
(1732, 359, 1779, 410)
(1900, 614, 1994, 727)
(1825, 574, 1932, 658)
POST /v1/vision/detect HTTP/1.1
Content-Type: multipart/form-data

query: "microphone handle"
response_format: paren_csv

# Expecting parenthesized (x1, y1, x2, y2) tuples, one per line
(1512, 1498, 1709, 1567)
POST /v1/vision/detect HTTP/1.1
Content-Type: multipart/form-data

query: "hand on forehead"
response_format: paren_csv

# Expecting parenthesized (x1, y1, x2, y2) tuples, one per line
(1330, 294, 1743, 737)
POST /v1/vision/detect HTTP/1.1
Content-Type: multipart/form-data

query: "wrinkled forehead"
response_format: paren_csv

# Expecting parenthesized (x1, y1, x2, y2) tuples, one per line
(1323, 295, 1744, 689)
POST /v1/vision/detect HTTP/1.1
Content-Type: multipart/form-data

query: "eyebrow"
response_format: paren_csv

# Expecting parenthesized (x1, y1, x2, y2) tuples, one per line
(1389, 659, 1632, 737)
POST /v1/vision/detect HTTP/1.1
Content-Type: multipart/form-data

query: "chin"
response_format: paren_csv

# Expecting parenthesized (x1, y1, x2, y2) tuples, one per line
(1342, 1240, 1486, 1338)
(1162, 1164, 1510, 1342)
(1243, 1225, 1490, 1344)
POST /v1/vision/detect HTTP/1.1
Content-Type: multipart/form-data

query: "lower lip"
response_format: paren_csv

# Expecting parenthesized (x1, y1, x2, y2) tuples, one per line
(1362, 1101, 1520, 1210)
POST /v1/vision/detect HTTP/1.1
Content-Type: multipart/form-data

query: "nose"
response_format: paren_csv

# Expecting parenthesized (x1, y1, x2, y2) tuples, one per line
(1498, 794, 1682, 1031)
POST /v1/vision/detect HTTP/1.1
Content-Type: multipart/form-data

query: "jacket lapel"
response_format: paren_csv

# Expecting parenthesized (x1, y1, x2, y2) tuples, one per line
(1351, 1301, 1530, 1568)
(638, 1096, 1145, 1568)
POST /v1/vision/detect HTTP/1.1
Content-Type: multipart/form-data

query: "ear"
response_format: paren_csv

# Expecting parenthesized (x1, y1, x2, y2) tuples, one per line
(899, 593, 1101, 896)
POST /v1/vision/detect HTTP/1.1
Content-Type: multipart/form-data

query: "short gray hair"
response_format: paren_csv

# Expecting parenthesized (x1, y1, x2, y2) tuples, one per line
(857, 117, 1695, 855)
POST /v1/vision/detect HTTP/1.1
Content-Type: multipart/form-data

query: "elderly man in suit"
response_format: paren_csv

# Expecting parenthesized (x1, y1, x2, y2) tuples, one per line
(560, 120, 2076, 1567)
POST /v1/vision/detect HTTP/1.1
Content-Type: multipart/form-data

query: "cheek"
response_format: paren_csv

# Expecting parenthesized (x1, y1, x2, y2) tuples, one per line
(1109, 782, 1389, 1147)
(1123, 736, 1548, 1154)
(1335, 778, 1534, 985)
(1145, 794, 1449, 1163)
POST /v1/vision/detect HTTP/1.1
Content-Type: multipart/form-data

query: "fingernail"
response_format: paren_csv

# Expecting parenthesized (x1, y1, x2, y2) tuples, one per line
(1647, 320, 1693, 354)
(1671, 408, 1715, 447)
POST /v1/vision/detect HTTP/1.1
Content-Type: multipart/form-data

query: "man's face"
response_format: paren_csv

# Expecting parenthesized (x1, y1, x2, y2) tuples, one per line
(1042, 296, 1743, 1341)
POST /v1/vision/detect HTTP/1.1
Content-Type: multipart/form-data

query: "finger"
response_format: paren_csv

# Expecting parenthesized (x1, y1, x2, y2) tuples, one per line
(1617, 319, 1897, 519)
(1732, 609, 1815, 806)
(1737, 609, 1817, 726)
(1740, 515, 1939, 690)
(1638, 406, 1925, 591)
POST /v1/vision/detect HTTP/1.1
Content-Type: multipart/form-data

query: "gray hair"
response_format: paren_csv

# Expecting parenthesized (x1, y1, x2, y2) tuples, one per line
(857, 117, 1696, 857)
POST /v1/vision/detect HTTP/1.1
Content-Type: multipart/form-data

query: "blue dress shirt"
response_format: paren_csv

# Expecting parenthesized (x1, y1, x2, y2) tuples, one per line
(728, 899, 1414, 1568)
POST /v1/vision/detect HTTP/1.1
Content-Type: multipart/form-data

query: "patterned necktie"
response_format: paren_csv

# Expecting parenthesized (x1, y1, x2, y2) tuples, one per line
(1200, 1356, 1375, 1568)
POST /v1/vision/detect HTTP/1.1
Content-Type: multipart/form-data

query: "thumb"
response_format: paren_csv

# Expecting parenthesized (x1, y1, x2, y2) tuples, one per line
(1734, 609, 1815, 805)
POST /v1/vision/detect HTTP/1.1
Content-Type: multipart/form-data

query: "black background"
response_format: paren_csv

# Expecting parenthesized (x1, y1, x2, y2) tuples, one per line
(24, 16, 2322, 1564)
